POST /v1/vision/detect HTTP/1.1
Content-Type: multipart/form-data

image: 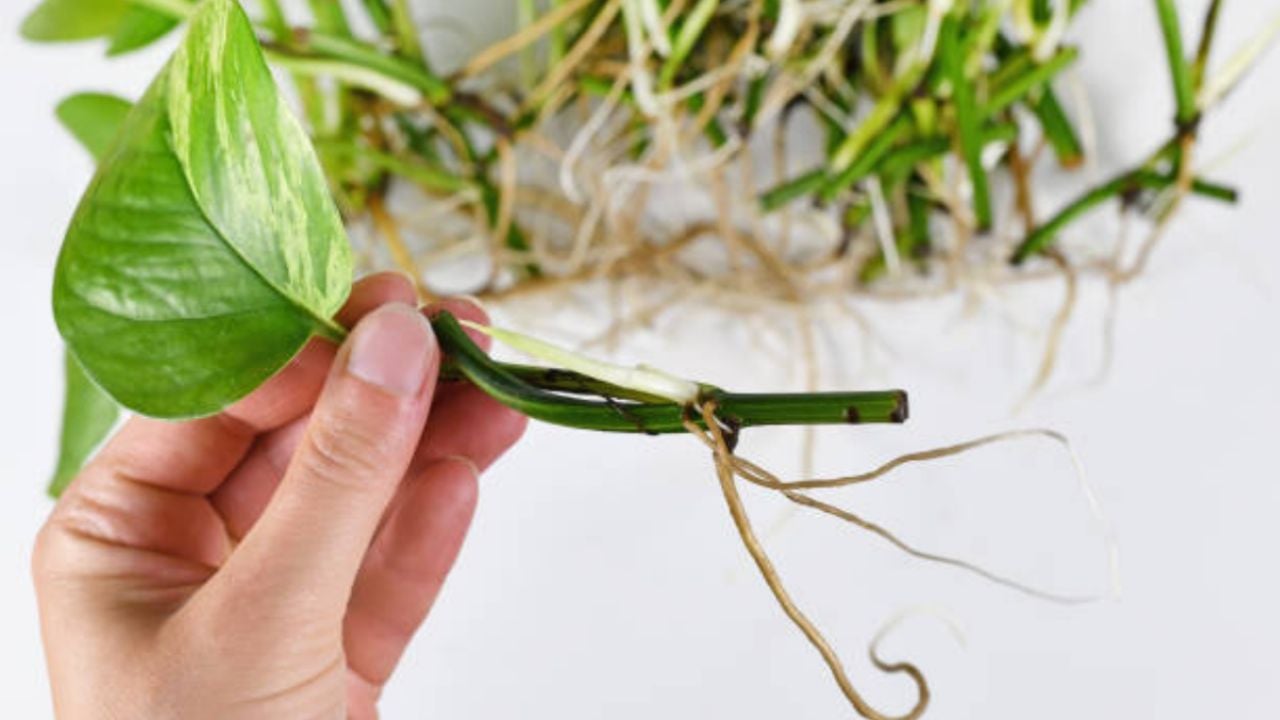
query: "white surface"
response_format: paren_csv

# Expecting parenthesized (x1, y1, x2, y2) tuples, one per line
(3, 1, 1279, 718)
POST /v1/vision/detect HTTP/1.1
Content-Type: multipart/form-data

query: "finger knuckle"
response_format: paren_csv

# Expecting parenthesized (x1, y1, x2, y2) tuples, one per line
(299, 410, 396, 491)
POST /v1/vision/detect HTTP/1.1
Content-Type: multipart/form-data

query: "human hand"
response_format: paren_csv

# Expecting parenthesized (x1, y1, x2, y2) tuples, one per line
(33, 273, 526, 719)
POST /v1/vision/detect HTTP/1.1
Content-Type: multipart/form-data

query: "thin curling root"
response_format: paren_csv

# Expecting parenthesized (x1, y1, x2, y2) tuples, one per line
(694, 401, 929, 720)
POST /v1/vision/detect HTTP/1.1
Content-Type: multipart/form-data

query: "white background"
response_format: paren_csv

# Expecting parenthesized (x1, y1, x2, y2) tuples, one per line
(3, 1, 1279, 717)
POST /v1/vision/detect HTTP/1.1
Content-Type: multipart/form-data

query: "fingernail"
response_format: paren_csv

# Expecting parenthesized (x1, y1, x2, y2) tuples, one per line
(346, 304, 436, 396)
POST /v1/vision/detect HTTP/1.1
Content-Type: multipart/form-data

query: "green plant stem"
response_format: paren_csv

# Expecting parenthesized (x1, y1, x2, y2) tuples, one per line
(941, 15, 992, 230)
(548, 0, 568, 67)
(762, 122, 1015, 214)
(1032, 86, 1084, 167)
(287, 33, 450, 103)
(987, 46, 1078, 116)
(308, 0, 354, 38)
(306, 1, 358, 139)
(316, 141, 475, 194)
(713, 389, 909, 428)
(1191, 0, 1224, 90)
(251, 0, 329, 133)
(432, 313, 909, 434)
(659, 0, 720, 89)
(821, 113, 912, 201)
(130, 0, 449, 107)
(389, 0, 427, 65)
(256, 0, 288, 36)
(860, 183, 931, 283)
(313, 316, 350, 344)
(1011, 168, 1237, 264)
(760, 169, 825, 212)
(1154, 0, 1198, 128)
(830, 92, 902, 173)
(993, 33, 1083, 167)
(359, 0, 394, 35)
(266, 52, 423, 106)
(877, 136, 950, 178)
(463, 362, 679, 404)
(965, 0, 1007, 76)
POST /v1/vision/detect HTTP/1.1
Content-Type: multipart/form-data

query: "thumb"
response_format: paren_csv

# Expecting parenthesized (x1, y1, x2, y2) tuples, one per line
(218, 303, 440, 616)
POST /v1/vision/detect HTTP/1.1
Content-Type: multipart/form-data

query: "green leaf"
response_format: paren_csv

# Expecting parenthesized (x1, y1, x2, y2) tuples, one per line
(22, 0, 180, 53)
(20, 0, 128, 42)
(53, 0, 353, 419)
(50, 353, 120, 497)
(108, 5, 180, 56)
(56, 92, 134, 160)
(49, 92, 132, 497)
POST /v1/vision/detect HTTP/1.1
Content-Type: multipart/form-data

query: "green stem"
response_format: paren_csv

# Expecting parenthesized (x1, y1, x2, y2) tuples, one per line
(821, 113, 912, 202)
(763, 122, 1015, 215)
(316, 141, 475, 194)
(432, 313, 909, 434)
(389, 0, 427, 65)
(133, 0, 449, 108)
(305, 1, 358, 140)
(1191, 0, 1224, 91)
(308, 0, 354, 38)
(358, 0, 394, 35)
(941, 15, 992, 230)
(760, 169, 825, 212)
(987, 46, 1078, 116)
(712, 389, 909, 428)
(458, 362, 679, 404)
(1154, 0, 1198, 128)
(965, 0, 1007, 77)
(548, 0, 568, 68)
(1011, 168, 1237, 263)
(293, 33, 450, 104)
(255, 0, 289, 36)
(659, 0, 719, 89)
(250, 0, 327, 133)
(1031, 85, 1084, 167)
(992, 33, 1083, 167)
(266, 52, 423, 106)
(860, 182, 932, 284)
(313, 316, 349, 344)
(830, 92, 902, 173)
(877, 136, 951, 178)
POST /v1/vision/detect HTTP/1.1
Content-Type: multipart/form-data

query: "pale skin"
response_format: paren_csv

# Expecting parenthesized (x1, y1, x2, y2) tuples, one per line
(33, 273, 527, 719)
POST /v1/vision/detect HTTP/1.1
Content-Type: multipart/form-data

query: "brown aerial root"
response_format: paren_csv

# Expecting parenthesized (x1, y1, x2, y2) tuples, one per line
(457, 0, 596, 80)
(682, 402, 1121, 717)
(688, 400, 929, 720)
(525, 0, 622, 112)
(368, 194, 432, 302)
(1017, 248, 1078, 409)
(347, 0, 1263, 412)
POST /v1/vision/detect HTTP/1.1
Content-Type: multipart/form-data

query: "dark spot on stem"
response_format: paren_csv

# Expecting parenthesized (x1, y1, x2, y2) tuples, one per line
(1176, 113, 1202, 139)
(1120, 183, 1144, 208)
(719, 418, 741, 453)
(891, 391, 910, 423)
(844, 406, 862, 424)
